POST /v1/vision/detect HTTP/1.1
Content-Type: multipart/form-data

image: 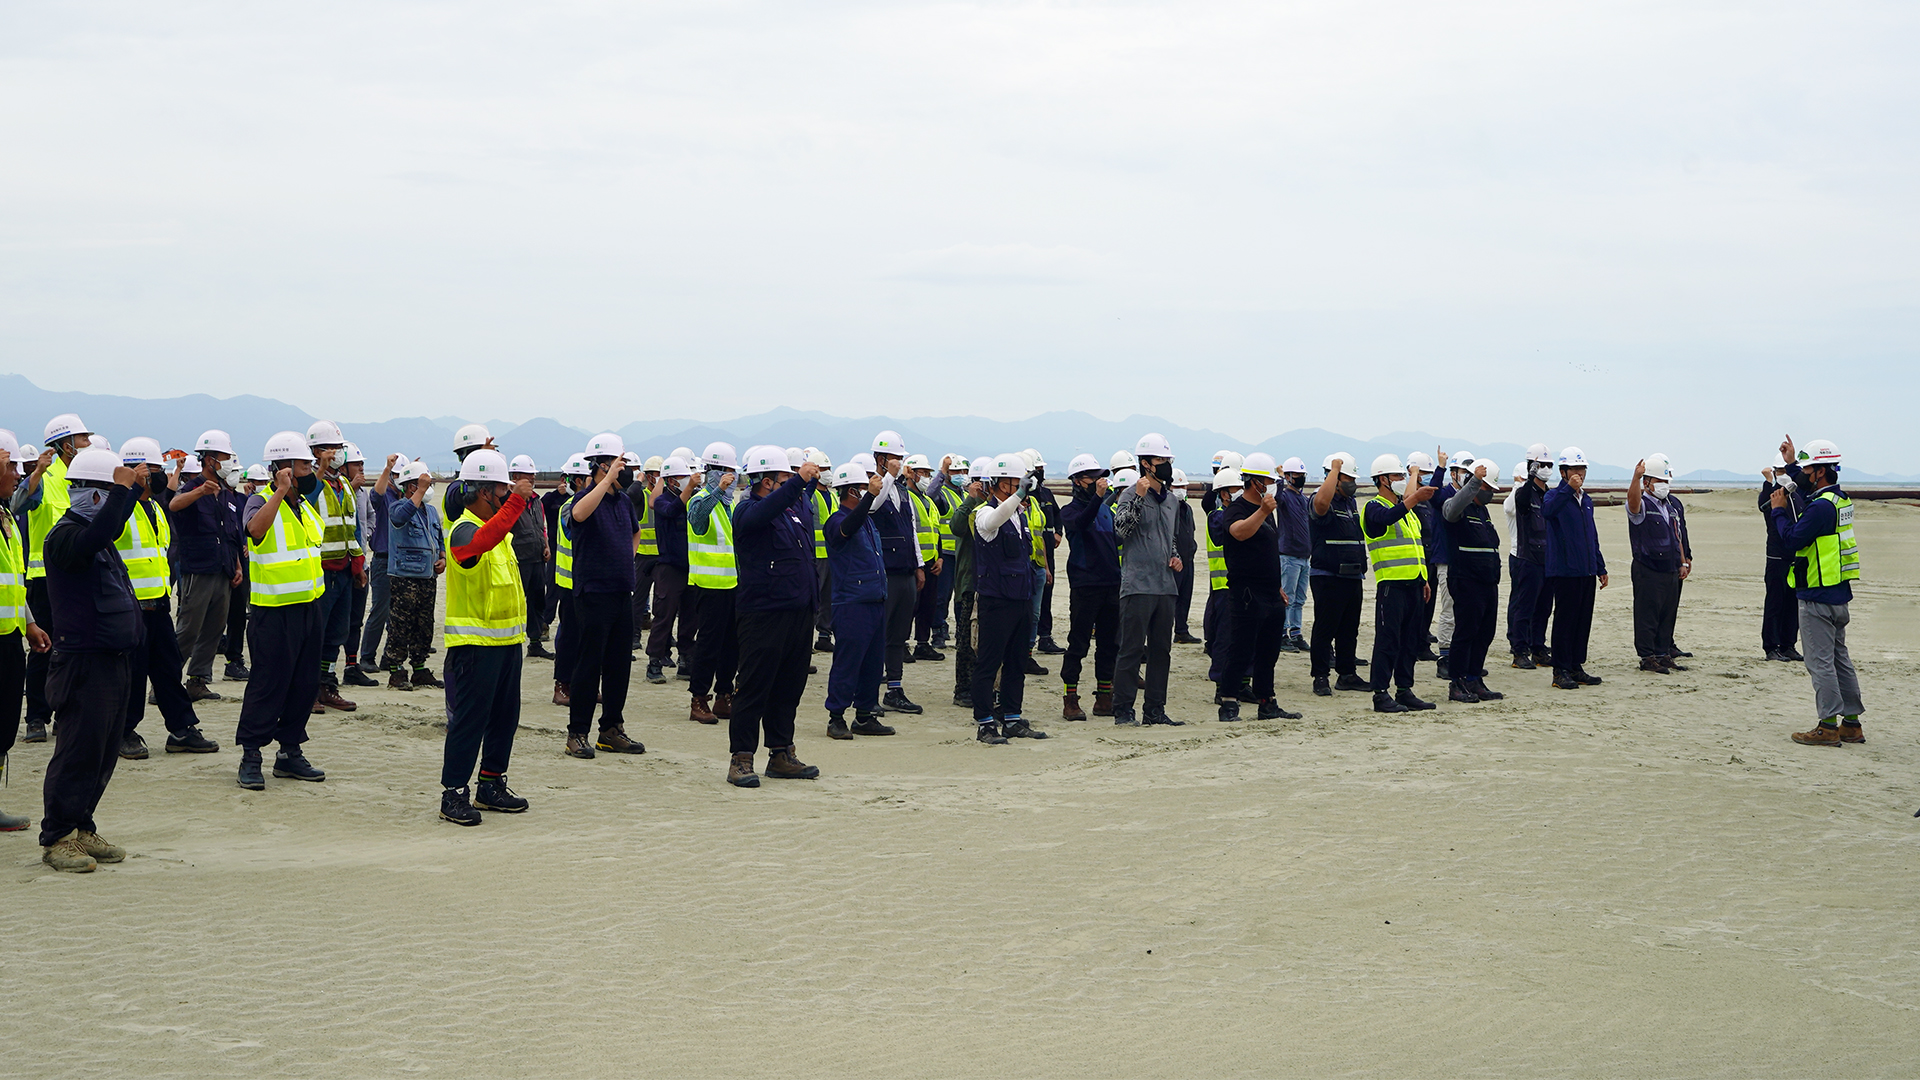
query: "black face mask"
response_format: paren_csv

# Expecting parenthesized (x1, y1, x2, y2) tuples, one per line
(295, 472, 319, 496)
(1337, 478, 1358, 498)
(617, 467, 635, 488)
(1152, 461, 1174, 484)
(1793, 472, 1816, 494)
(1288, 475, 1304, 490)
(145, 472, 167, 496)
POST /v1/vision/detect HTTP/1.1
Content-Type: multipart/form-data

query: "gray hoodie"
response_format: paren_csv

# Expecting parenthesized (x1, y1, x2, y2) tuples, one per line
(1114, 483, 1180, 597)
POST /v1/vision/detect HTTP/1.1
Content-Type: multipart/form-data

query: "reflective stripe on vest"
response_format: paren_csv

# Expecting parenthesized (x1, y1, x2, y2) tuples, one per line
(1795, 490, 1861, 590)
(114, 501, 173, 601)
(442, 508, 528, 647)
(636, 493, 659, 556)
(1363, 495, 1427, 581)
(812, 489, 832, 558)
(250, 498, 325, 606)
(25, 455, 69, 580)
(554, 493, 577, 590)
(1206, 528, 1228, 592)
(909, 489, 939, 565)
(937, 486, 959, 555)
(316, 481, 360, 559)
(1025, 498, 1046, 565)
(0, 522, 25, 633)
(688, 501, 737, 590)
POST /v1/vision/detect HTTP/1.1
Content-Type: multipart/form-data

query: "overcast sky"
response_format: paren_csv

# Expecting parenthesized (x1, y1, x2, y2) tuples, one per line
(2, 1, 1914, 472)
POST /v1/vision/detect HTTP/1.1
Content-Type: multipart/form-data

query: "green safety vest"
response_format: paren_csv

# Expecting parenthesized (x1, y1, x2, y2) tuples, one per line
(250, 497, 326, 606)
(1363, 494, 1427, 582)
(1794, 490, 1861, 590)
(315, 478, 362, 562)
(811, 488, 832, 559)
(1206, 519, 1228, 591)
(1025, 497, 1047, 566)
(0, 518, 25, 633)
(688, 497, 737, 590)
(442, 508, 527, 647)
(24, 455, 69, 581)
(909, 489, 939, 565)
(554, 492, 578, 591)
(114, 501, 172, 601)
(937, 483, 963, 555)
(635, 487, 659, 556)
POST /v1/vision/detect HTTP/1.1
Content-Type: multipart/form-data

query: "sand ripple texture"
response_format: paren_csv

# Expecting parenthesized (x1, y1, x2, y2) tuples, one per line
(2, 492, 1917, 1078)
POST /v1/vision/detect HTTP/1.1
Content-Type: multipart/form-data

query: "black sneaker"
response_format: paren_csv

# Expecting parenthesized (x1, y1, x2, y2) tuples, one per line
(165, 726, 220, 753)
(827, 712, 852, 740)
(1449, 680, 1480, 703)
(1313, 677, 1332, 697)
(1672, 649, 1693, 658)
(1334, 673, 1370, 692)
(1174, 631, 1204, 645)
(1779, 646, 1804, 662)
(1217, 700, 1242, 722)
(1511, 652, 1537, 670)
(976, 721, 1008, 745)
(1551, 669, 1581, 690)
(1112, 709, 1140, 727)
(342, 666, 378, 688)
(850, 713, 895, 736)
(1142, 712, 1185, 726)
(1469, 679, 1504, 701)
(224, 661, 250, 682)
(527, 642, 555, 660)
(440, 786, 482, 826)
(1257, 700, 1301, 720)
(952, 689, 973, 708)
(237, 748, 265, 790)
(815, 634, 834, 653)
(273, 751, 327, 782)
(474, 777, 529, 812)
(119, 732, 150, 760)
(1036, 637, 1065, 655)
(1531, 649, 1553, 668)
(22, 720, 46, 744)
(882, 689, 923, 715)
(1023, 655, 1048, 676)
(913, 643, 945, 662)
(1372, 691, 1408, 714)
(1571, 668, 1603, 686)
(1395, 688, 1436, 711)
(902, 650, 915, 664)
(646, 661, 666, 684)
(1435, 655, 1452, 680)
(1002, 718, 1048, 739)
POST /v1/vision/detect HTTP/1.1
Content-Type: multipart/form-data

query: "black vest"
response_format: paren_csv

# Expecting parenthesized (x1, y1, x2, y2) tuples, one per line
(974, 502, 1033, 602)
(1309, 494, 1365, 577)
(871, 492, 918, 574)
(45, 507, 142, 653)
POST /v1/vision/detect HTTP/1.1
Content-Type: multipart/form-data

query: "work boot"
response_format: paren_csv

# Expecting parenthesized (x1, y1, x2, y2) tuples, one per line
(1036, 637, 1065, 655)
(902, 649, 915, 664)
(316, 686, 357, 712)
(675, 663, 692, 680)
(1092, 691, 1113, 716)
(0, 809, 27, 831)
(74, 830, 126, 863)
(1531, 648, 1553, 668)
(1551, 669, 1581, 690)
(1435, 654, 1451, 680)
(1023, 655, 1048, 676)
(931, 631, 949, 649)
(1174, 630, 1203, 645)
(273, 750, 326, 782)
(165, 726, 219, 753)
(439, 786, 482, 827)
(1511, 653, 1537, 670)
(952, 689, 973, 708)
(1791, 722, 1845, 747)
(596, 726, 646, 754)
(645, 661, 666, 684)
(1415, 647, 1440, 662)
(1639, 657, 1669, 674)
(1395, 688, 1435, 711)
(1448, 680, 1480, 703)
(1142, 711, 1186, 726)
(1571, 668, 1603, 686)
(1779, 645, 1804, 662)
(1672, 648, 1693, 658)
(827, 712, 851, 740)
(1372, 691, 1408, 714)
(474, 777, 529, 812)
(914, 643, 945, 661)
(728, 751, 761, 787)
(42, 832, 96, 873)
(237, 747, 265, 789)
(1661, 656, 1689, 672)
(1290, 633, 1308, 653)
(765, 747, 820, 779)
(1111, 708, 1139, 727)
(690, 694, 717, 724)
(223, 660, 250, 682)
(1334, 673, 1370, 692)
(976, 721, 1008, 745)
(815, 633, 834, 653)
(712, 693, 733, 720)
(343, 665, 378, 688)
(807, 664, 817, 675)
(23, 719, 47, 743)
(553, 682, 571, 707)
(410, 668, 444, 689)
(1002, 717, 1048, 739)
(1839, 719, 1866, 744)
(388, 669, 414, 691)
(119, 732, 149, 760)
(1218, 699, 1242, 723)
(1469, 679, 1504, 701)
(1062, 692, 1086, 721)
(850, 713, 895, 736)
(883, 688, 923, 714)
(1313, 677, 1332, 697)
(1257, 699, 1301, 720)
(565, 732, 596, 759)
(527, 641, 555, 660)
(184, 677, 221, 703)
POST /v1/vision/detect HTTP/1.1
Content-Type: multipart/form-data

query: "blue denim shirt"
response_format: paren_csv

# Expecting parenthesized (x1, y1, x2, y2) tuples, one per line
(387, 492, 444, 579)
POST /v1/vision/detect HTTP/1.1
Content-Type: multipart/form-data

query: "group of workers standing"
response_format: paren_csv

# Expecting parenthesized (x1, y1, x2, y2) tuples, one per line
(0, 410, 1870, 870)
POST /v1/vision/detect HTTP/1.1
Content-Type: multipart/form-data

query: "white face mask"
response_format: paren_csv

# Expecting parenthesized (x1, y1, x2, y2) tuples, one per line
(1389, 477, 1408, 497)
(1652, 482, 1671, 499)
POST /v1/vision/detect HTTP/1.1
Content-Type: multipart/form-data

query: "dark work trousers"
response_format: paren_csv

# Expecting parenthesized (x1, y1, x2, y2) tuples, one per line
(1549, 575, 1598, 670)
(1203, 589, 1231, 681)
(1448, 572, 1499, 681)
(731, 607, 812, 754)
(24, 579, 51, 723)
(631, 553, 656, 635)
(971, 595, 1031, 722)
(825, 601, 885, 714)
(0, 632, 24, 760)
(1308, 576, 1363, 679)
(647, 564, 687, 663)
(567, 590, 634, 736)
(1224, 583, 1288, 700)
(236, 600, 321, 751)
(347, 573, 368, 664)
(441, 642, 523, 789)
(126, 601, 200, 738)
(913, 564, 942, 644)
(224, 567, 249, 666)
(1506, 557, 1549, 656)
(1762, 556, 1799, 652)
(173, 571, 232, 681)
(1113, 593, 1174, 718)
(39, 650, 132, 846)
(1061, 583, 1120, 690)
(520, 559, 548, 644)
(685, 585, 738, 698)
(1039, 572, 1056, 643)
(1631, 563, 1681, 659)
(952, 590, 976, 695)
(934, 557, 954, 641)
(1370, 579, 1427, 692)
(541, 561, 563, 632)
(357, 552, 389, 672)
(814, 561, 833, 636)
(1175, 559, 1195, 636)
(317, 568, 352, 684)
(552, 589, 578, 686)
(883, 571, 916, 683)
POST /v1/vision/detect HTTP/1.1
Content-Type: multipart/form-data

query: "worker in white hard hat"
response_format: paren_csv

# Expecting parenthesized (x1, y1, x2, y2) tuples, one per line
(376, 459, 445, 691)
(1212, 454, 1305, 722)
(1307, 452, 1369, 697)
(1771, 436, 1865, 746)
(968, 454, 1052, 743)
(1201, 467, 1241, 689)
(1057, 453, 1119, 720)
(866, 430, 926, 716)
(944, 457, 995, 709)
(504, 454, 553, 660)
(820, 462, 897, 740)
(302, 420, 367, 711)
(112, 438, 217, 759)
(0, 429, 52, 832)
(1438, 455, 1507, 704)
(33, 447, 145, 871)
(627, 453, 663, 651)
(1507, 442, 1558, 669)
(169, 429, 246, 702)
(442, 423, 495, 523)
(1757, 456, 1806, 664)
(234, 432, 330, 790)
(560, 433, 646, 758)
(1541, 447, 1608, 690)
(1274, 456, 1312, 652)
(1359, 453, 1438, 713)
(901, 453, 947, 663)
(1110, 433, 1186, 726)
(1627, 453, 1690, 675)
(643, 456, 699, 685)
(683, 441, 741, 726)
(14, 412, 96, 744)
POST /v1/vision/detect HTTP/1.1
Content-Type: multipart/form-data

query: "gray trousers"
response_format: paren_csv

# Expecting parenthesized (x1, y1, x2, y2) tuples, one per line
(1434, 564, 1454, 648)
(173, 572, 232, 681)
(1113, 592, 1175, 718)
(1800, 600, 1864, 720)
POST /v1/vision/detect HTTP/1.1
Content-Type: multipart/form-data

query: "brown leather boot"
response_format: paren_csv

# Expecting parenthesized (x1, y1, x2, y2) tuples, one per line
(388, 669, 413, 691)
(713, 692, 733, 719)
(690, 694, 717, 724)
(1839, 721, 1866, 744)
(1791, 722, 1844, 746)
(727, 751, 759, 787)
(552, 682, 571, 707)
(1093, 691, 1114, 717)
(595, 725, 646, 754)
(317, 685, 357, 712)
(565, 732, 595, 759)
(1061, 692, 1086, 721)
(764, 746, 820, 780)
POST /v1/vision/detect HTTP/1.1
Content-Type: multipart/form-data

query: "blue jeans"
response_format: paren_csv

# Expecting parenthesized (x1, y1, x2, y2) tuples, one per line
(357, 553, 390, 672)
(1280, 555, 1310, 634)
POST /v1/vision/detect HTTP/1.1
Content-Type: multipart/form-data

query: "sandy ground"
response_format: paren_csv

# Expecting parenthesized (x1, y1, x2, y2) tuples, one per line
(3, 489, 1918, 1078)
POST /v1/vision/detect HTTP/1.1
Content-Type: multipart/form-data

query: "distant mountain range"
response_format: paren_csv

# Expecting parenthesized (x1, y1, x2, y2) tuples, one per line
(3, 374, 1911, 483)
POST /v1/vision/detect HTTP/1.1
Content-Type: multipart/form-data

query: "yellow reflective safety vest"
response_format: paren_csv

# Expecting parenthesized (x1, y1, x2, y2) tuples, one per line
(442, 507, 527, 647)
(250, 496, 325, 606)
(25, 455, 69, 582)
(635, 487, 659, 556)
(688, 497, 737, 590)
(811, 488, 832, 559)
(0, 516, 26, 633)
(1206, 516, 1228, 591)
(937, 484, 962, 556)
(1363, 494, 1427, 582)
(1794, 490, 1861, 590)
(1024, 497, 1047, 566)
(315, 478, 362, 562)
(554, 492, 578, 591)
(114, 500, 172, 601)
(909, 489, 939, 565)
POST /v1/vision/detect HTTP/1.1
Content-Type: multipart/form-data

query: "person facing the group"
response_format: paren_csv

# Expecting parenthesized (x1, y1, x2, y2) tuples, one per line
(1626, 453, 1689, 675)
(1770, 437, 1865, 747)
(1214, 453, 1304, 723)
(1361, 454, 1437, 713)
(1541, 447, 1607, 690)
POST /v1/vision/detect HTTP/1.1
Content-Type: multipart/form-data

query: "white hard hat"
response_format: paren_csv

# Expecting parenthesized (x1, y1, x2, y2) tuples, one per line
(264, 431, 316, 463)
(832, 462, 870, 488)
(454, 423, 492, 453)
(1112, 467, 1140, 488)
(1016, 450, 1037, 473)
(341, 442, 366, 465)
(509, 454, 538, 474)
(946, 453, 969, 473)
(1797, 439, 1842, 467)
(1405, 451, 1435, 474)
(1240, 452, 1278, 480)
(1109, 450, 1137, 472)
(804, 449, 831, 469)
(1066, 453, 1104, 477)
(585, 432, 626, 460)
(561, 453, 593, 477)
(621, 452, 642, 468)
(850, 452, 876, 473)
(89, 436, 112, 452)
(642, 455, 664, 472)
(1451, 452, 1478, 475)
(66, 447, 121, 484)
(989, 454, 1026, 480)
(306, 419, 345, 447)
(1323, 452, 1358, 478)
(1558, 446, 1589, 467)
(18, 444, 36, 462)
(397, 458, 433, 486)
(1527, 443, 1551, 461)
(1211, 450, 1245, 472)
(661, 455, 694, 478)
(1134, 432, 1174, 460)
(702, 441, 738, 470)
(245, 463, 271, 482)
(1512, 461, 1528, 481)
(969, 455, 994, 478)
(457, 449, 511, 483)
(1172, 469, 1187, 487)
(183, 453, 201, 474)
(119, 437, 163, 466)
(741, 445, 789, 475)
(1643, 453, 1674, 481)
(903, 453, 931, 471)
(1280, 457, 1306, 474)
(1474, 462, 1502, 491)
(1022, 448, 1046, 468)
(1213, 467, 1243, 490)
(43, 414, 92, 445)
(670, 446, 695, 463)
(0, 429, 16, 458)
(784, 447, 804, 467)
(1370, 453, 1404, 477)
(195, 429, 235, 457)
(871, 430, 906, 456)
